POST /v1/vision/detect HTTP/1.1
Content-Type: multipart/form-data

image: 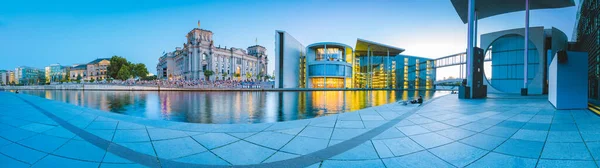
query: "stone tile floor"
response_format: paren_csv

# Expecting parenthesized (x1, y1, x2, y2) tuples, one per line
(0, 91, 599, 167)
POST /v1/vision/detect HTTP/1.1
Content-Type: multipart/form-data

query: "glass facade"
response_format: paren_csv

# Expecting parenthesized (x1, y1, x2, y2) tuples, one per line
(394, 56, 435, 90)
(306, 43, 354, 88)
(357, 56, 397, 88)
(302, 42, 435, 90)
(308, 64, 352, 77)
(311, 77, 345, 88)
(573, 0, 600, 102)
(316, 48, 344, 61)
(486, 35, 539, 93)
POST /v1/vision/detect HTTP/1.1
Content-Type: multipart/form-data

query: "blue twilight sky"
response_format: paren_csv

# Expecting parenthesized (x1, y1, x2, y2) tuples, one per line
(0, 0, 579, 77)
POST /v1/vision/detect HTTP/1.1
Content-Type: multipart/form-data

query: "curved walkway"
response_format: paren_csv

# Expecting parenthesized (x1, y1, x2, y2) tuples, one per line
(0, 92, 599, 167)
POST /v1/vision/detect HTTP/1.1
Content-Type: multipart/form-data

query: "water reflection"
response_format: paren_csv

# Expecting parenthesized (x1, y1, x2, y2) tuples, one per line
(18, 90, 442, 124)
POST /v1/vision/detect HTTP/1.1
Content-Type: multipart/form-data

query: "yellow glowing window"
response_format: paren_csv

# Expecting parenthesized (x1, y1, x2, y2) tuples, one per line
(311, 77, 345, 88)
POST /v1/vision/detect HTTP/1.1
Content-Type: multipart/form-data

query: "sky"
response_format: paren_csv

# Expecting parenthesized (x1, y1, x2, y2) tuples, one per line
(0, 0, 580, 78)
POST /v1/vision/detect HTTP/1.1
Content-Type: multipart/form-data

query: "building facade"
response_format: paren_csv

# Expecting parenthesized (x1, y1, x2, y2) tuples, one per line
(305, 42, 354, 88)
(45, 64, 69, 83)
(69, 64, 87, 81)
(275, 31, 436, 90)
(86, 58, 110, 80)
(14, 66, 45, 85)
(275, 31, 305, 88)
(0, 70, 8, 85)
(480, 27, 568, 94)
(157, 28, 268, 81)
(8, 71, 15, 85)
(573, 0, 600, 103)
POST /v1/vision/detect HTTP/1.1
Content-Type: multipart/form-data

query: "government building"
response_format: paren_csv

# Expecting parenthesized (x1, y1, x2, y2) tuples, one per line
(157, 28, 268, 81)
(275, 30, 435, 90)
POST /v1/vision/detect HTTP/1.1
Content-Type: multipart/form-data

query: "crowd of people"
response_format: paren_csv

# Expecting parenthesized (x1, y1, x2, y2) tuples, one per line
(103, 79, 274, 89)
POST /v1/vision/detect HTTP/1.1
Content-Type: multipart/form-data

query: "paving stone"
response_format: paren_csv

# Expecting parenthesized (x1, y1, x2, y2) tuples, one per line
(175, 151, 230, 165)
(541, 142, 593, 160)
(331, 141, 379, 160)
(298, 126, 333, 139)
(382, 151, 454, 168)
(245, 131, 295, 149)
(467, 152, 537, 168)
(18, 133, 69, 153)
(152, 137, 207, 159)
(494, 139, 544, 158)
(536, 159, 597, 168)
(460, 133, 507, 150)
(410, 132, 453, 149)
(510, 129, 548, 142)
(381, 137, 423, 156)
(112, 130, 151, 142)
(321, 159, 385, 168)
(147, 128, 190, 140)
(32, 155, 99, 168)
(429, 142, 487, 167)
(0, 143, 46, 164)
(281, 136, 329, 155)
(191, 133, 238, 149)
(0, 153, 30, 168)
(212, 140, 276, 165)
(53, 140, 107, 162)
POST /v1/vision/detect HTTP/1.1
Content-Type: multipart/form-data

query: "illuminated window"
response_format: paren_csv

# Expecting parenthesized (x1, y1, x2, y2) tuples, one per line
(311, 77, 345, 88)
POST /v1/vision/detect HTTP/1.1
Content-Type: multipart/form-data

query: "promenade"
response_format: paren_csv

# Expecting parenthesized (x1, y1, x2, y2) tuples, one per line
(0, 91, 599, 167)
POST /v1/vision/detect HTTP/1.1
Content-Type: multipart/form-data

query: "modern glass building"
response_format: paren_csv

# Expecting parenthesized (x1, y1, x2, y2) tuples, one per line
(275, 31, 436, 90)
(573, 0, 600, 103)
(305, 43, 353, 88)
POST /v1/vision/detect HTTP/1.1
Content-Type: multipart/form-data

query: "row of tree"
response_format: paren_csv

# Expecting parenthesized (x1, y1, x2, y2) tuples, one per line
(107, 56, 150, 80)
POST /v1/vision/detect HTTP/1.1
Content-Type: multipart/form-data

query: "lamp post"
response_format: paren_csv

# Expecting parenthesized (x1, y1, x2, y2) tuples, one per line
(523, 0, 530, 96)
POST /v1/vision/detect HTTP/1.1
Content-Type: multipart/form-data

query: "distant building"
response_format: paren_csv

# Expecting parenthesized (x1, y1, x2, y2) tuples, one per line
(44, 64, 69, 83)
(8, 71, 15, 84)
(0, 70, 8, 85)
(69, 64, 87, 81)
(86, 58, 110, 80)
(157, 28, 268, 81)
(14, 66, 44, 85)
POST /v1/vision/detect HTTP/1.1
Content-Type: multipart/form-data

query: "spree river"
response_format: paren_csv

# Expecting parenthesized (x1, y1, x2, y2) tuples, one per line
(18, 90, 445, 124)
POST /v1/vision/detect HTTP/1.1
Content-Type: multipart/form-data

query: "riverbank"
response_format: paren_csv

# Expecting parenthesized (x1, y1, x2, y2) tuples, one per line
(0, 84, 448, 91)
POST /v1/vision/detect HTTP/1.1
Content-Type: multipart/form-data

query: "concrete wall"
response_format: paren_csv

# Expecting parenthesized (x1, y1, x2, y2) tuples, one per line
(481, 27, 546, 94)
(275, 30, 304, 88)
(548, 51, 588, 109)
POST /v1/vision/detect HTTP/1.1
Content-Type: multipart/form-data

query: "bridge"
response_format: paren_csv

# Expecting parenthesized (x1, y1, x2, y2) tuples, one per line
(431, 51, 491, 84)
(434, 78, 463, 85)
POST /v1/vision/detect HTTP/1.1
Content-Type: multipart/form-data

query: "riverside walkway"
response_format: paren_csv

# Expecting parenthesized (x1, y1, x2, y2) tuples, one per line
(0, 91, 599, 168)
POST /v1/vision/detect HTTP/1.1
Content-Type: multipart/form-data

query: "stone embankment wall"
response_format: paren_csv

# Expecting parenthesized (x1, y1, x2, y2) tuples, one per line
(0, 84, 443, 91)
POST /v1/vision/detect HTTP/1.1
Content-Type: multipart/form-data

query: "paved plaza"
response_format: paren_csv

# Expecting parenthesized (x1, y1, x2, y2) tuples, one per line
(0, 91, 599, 167)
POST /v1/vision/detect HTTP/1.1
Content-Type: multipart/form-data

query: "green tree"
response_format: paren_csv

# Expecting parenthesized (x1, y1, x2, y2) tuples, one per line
(76, 74, 82, 83)
(246, 72, 252, 80)
(90, 78, 95, 83)
(107, 56, 129, 79)
(221, 72, 228, 79)
(256, 72, 264, 81)
(203, 70, 214, 81)
(141, 75, 157, 81)
(117, 65, 131, 80)
(65, 70, 70, 81)
(132, 63, 149, 78)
